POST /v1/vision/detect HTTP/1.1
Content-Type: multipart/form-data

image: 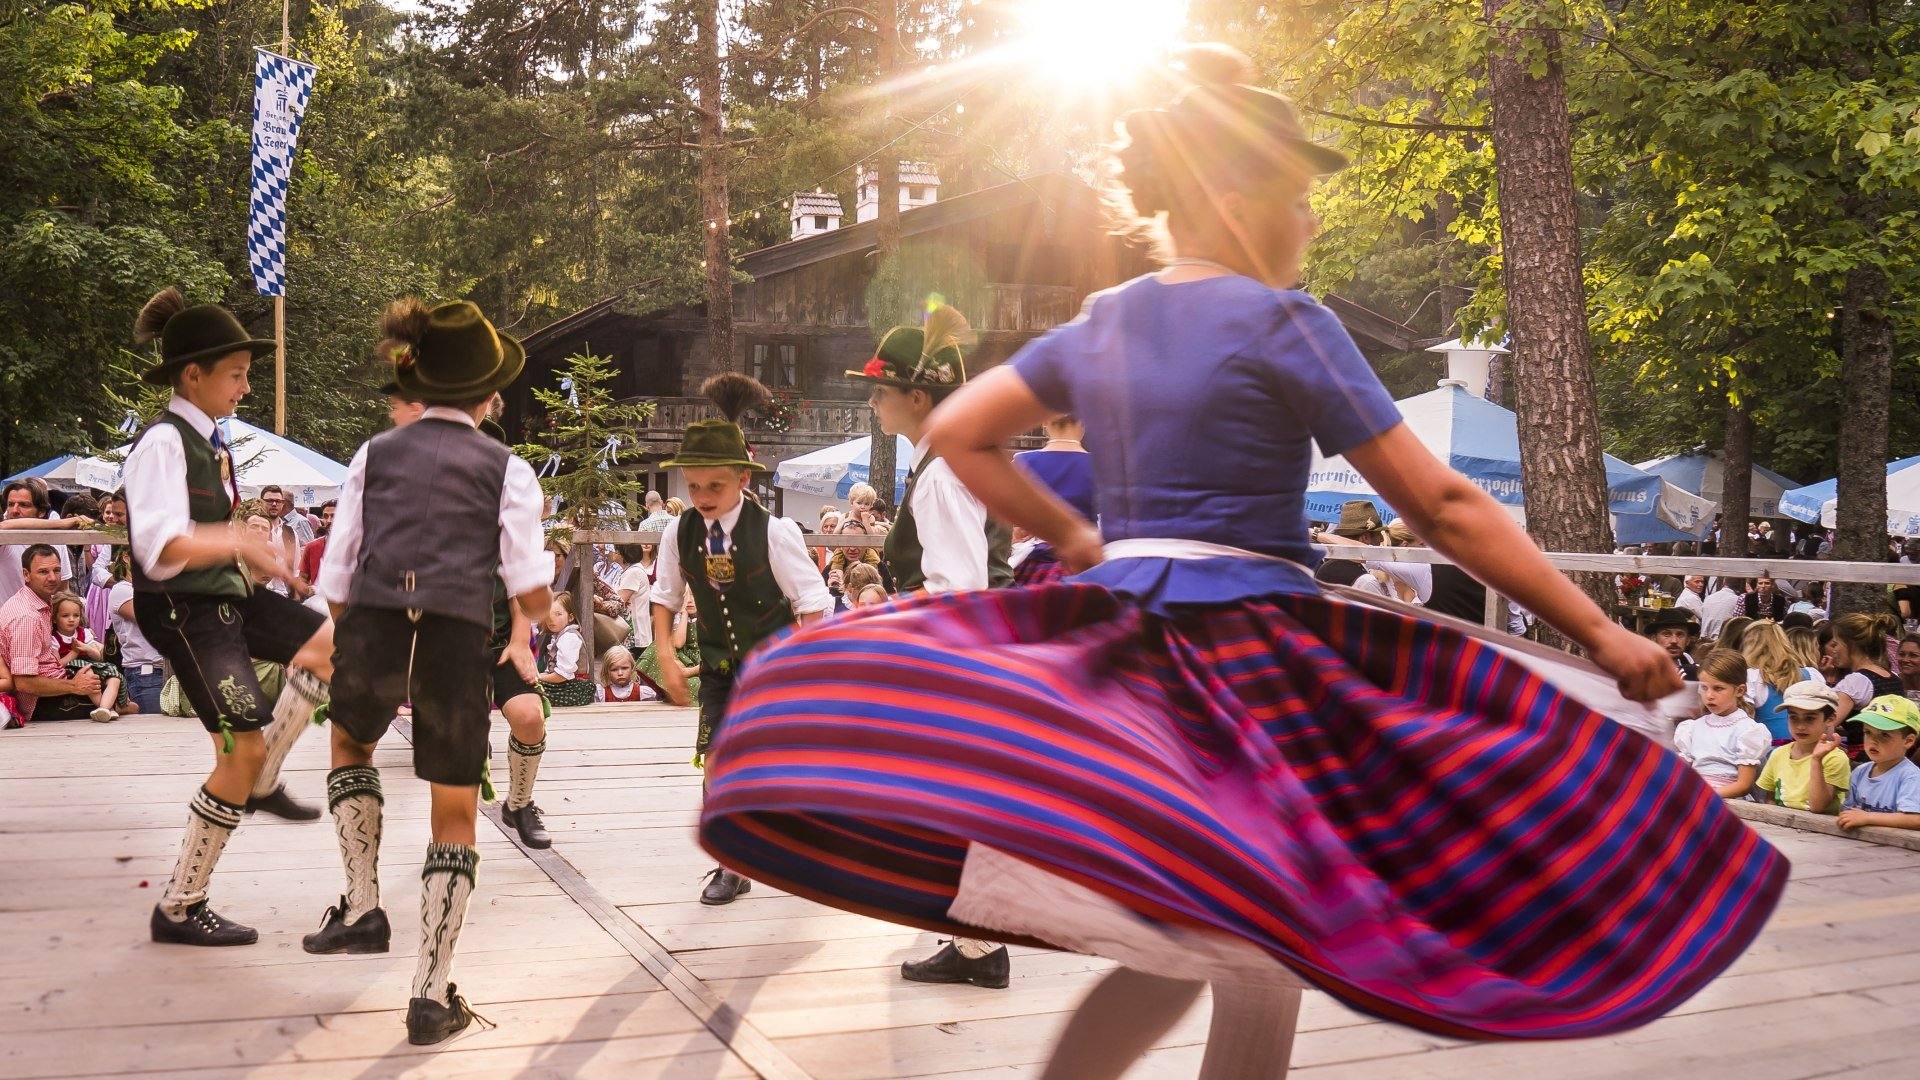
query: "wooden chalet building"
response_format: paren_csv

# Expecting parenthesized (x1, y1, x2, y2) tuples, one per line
(508, 170, 1429, 514)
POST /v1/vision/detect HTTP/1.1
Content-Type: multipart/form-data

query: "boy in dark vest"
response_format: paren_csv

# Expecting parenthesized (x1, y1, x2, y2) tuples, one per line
(306, 300, 552, 1046)
(482, 405, 553, 850)
(847, 303, 1014, 987)
(648, 374, 833, 905)
(122, 289, 335, 949)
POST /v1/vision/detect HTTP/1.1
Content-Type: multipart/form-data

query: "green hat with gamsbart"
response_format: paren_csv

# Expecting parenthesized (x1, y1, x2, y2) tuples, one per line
(133, 288, 277, 387)
(847, 301, 973, 389)
(1858, 695, 1920, 735)
(662, 374, 770, 472)
(377, 298, 525, 405)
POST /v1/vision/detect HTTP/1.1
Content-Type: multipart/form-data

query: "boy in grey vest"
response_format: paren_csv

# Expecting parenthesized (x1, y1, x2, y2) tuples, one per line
(649, 374, 832, 905)
(309, 300, 551, 1046)
(122, 289, 336, 949)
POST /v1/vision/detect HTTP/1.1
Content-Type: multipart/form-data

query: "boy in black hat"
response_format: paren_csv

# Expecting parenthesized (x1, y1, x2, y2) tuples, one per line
(1645, 608, 1702, 680)
(647, 374, 833, 905)
(122, 289, 335, 949)
(849, 303, 1016, 988)
(307, 299, 552, 1045)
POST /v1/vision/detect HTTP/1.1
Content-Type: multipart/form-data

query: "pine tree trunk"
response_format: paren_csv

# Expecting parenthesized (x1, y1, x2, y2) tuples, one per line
(696, 0, 732, 378)
(866, 1, 902, 507)
(1482, 3, 1615, 620)
(1720, 397, 1754, 559)
(1831, 256, 1893, 617)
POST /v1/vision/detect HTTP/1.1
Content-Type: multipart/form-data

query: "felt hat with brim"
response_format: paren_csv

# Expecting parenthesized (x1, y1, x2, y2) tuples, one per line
(1170, 83, 1350, 176)
(663, 420, 767, 472)
(141, 304, 276, 386)
(389, 301, 525, 405)
(1857, 695, 1920, 735)
(1330, 500, 1386, 539)
(1645, 608, 1701, 636)
(847, 304, 974, 390)
(1781, 679, 1840, 713)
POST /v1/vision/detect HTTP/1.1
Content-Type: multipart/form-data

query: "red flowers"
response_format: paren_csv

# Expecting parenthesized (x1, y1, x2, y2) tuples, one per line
(863, 357, 888, 377)
(392, 345, 415, 369)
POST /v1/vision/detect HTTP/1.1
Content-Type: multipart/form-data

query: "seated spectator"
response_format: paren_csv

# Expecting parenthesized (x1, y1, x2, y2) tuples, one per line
(637, 592, 701, 705)
(597, 645, 656, 703)
(1645, 608, 1701, 680)
(1899, 634, 1920, 705)
(615, 543, 658, 648)
(1715, 615, 1754, 655)
(1743, 574, 1789, 621)
(1744, 621, 1824, 744)
(828, 518, 882, 577)
(1673, 648, 1769, 800)
(2, 479, 87, 598)
(638, 490, 674, 533)
(1837, 696, 1920, 831)
(1699, 577, 1743, 640)
(51, 591, 121, 723)
(1786, 625, 1825, 680)
(842, 562, 886, 611)
(1, 545, 104, 722)
(106, 550, 166, 715)
(665, 496, 686, 518)
(1310, 501, 1386, 587)
(536, 593, 596, 707)
(1674, 575, 1707, 619)
(1757, 681, 1849, 814)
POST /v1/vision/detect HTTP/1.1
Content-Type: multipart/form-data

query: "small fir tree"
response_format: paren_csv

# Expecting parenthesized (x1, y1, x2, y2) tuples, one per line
(514, 350, 656, 526)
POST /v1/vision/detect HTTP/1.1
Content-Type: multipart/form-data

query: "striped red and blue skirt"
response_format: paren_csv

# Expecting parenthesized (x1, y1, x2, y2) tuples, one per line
(1011, 544, 1068, 586)
(700, 582, 1786, 1040)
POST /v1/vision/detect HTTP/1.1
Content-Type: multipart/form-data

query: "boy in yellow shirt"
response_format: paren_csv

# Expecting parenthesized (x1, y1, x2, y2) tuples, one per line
(1757, 680, 1851, 814)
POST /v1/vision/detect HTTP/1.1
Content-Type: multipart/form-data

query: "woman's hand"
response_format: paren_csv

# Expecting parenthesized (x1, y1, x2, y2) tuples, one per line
(1587, 626, 1685, 704)
(1056, 524, 1106, 574)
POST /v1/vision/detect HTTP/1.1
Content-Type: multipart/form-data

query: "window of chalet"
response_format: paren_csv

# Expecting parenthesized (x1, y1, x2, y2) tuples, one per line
(747, 337, 804, 390)
(813, 215, 829, 230)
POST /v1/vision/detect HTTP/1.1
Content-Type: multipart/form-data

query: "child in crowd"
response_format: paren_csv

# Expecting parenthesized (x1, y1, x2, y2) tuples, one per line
(1756, 680, 1850, 814)
(51, 591, 121, 723)
(1674, 648, 1770, 799)
(597, 645, 656, 703)
(536, 594, 596, 707)
(1743, 621, 1823, 744)
(842, 562, 886, 611)
(1837, 695, 1920, 831)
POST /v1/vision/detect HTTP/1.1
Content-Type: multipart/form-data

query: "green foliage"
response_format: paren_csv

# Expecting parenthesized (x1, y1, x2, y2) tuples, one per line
(514, 351, 657, 521)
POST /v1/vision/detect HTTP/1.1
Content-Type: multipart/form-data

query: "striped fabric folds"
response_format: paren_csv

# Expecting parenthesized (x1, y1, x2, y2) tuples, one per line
(1010, 546, 1067, 587)
(701, 583, 1788, 1040)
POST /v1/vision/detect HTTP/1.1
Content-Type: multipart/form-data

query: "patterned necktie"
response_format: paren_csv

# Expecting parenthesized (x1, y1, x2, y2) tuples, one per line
(705, 520, 735, 591)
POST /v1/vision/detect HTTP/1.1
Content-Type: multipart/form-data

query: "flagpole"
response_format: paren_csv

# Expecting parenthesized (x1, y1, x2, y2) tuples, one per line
(274, 0, 289, 436)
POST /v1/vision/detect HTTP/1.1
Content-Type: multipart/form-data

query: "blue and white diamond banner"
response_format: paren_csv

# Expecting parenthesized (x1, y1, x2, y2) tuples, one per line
(247, 48, 316, 297)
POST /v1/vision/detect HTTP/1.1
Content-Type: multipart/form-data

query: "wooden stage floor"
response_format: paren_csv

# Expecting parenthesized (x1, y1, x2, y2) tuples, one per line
(5, 705, 1919, 1078)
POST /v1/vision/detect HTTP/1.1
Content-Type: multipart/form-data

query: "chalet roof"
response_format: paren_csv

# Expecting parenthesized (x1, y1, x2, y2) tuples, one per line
(859, 161, 940, 186)
(520, 172, 1433, 353)
(790, 191, 843, 216)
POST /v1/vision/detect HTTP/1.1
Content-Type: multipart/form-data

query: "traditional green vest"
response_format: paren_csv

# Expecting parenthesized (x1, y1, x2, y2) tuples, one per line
(885, 455, 1014, 592)
(677, 499, 795, 676)
(127, 411, 247, 598)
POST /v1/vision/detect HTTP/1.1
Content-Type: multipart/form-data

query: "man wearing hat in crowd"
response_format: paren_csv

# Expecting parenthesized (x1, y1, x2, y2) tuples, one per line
(846, 302, 1017, 988)
(648, 373, 833, 906)
(1645, 607, 1702, 680)
(1311, 500, 1386, 587)
(121, 288, 336, 949)
(308, 299, 553, 1046)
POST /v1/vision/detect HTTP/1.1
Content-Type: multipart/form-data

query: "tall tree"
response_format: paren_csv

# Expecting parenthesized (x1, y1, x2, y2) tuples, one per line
(867, 0, 904, 507)
(696, 0, 734, 380)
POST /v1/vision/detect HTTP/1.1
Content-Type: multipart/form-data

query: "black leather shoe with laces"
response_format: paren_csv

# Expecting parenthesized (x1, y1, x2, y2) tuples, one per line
(699, 867, 751, 905)
(900, 941, 1011, 988)
(499, 802, 551, 849)
(406, 983, 491, 1046)
(150, 902, 258, 947)
(245, 785, 322, 822)
(302, 896, 391, 954)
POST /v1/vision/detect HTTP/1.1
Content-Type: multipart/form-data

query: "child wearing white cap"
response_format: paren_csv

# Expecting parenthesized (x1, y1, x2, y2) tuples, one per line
(1756, 680, 1850, 815)
(1837, 695, 1920, 832)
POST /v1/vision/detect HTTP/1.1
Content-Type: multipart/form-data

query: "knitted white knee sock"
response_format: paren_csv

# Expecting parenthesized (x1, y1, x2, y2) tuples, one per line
(506, 734, 545, 811)
(412, 844, 479, 1002)
(327, 765, 383, 919)
(160, 787, 244, 919)
(251, 666, 328, 799)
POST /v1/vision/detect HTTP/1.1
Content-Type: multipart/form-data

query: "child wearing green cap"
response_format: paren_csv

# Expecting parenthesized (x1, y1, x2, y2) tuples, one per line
(1756, 680, 1850, 814)
(1836, 695, 1920, 831)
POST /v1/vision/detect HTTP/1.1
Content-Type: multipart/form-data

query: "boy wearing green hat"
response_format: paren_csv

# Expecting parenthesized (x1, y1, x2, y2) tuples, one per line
(308, 298, 553, 1045)
(122, 288, 336, 949)
(849, 303, 1016, 989)
(648, 373, 833, 905)
(1837, 694, 1920, 832)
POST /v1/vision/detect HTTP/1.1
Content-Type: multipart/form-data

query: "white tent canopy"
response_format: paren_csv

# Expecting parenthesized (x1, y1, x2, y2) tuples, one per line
(1633, 449, 1799, 519)
(74, 417, 349, 506)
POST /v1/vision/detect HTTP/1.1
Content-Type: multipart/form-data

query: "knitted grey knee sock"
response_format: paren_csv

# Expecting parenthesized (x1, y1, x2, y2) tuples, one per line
(251, 666, 328, 799)
(327, 765, 383, 919)
(412, 844, 480, 1002)
(506, 734, 545, 811)
(160, 787, 244, 919)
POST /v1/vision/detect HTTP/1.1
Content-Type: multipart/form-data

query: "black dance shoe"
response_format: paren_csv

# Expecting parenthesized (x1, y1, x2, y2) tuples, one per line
(302, 897, 391, 954)
(699, 867, 751, 905)
(900, 941, 1011, 988)
(499, 802, 551, 849)
(406, 984, 490, 1046)
(149, 901, 258, 947)
(245, 785, 322, 822)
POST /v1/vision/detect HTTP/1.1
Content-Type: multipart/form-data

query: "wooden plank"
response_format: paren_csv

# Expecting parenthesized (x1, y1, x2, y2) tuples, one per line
(1728, 799, 1920, 853)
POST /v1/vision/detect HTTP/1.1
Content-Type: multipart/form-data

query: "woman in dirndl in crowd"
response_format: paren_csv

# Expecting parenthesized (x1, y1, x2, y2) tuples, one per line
(698, 45, 1786, 1078)
(1009, 415, 1094, 586)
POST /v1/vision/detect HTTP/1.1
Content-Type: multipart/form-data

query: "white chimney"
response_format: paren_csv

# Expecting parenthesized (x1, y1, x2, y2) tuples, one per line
(1426, 336, 1509, 398)
(789, 191, 844, 240)
(855, 162, 940, 223)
